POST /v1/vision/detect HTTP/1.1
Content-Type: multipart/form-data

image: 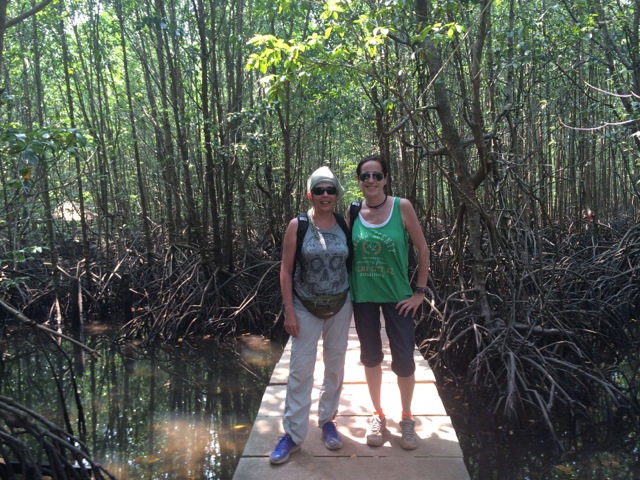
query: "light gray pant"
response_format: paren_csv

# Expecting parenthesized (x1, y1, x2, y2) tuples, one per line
(283, 295, 352, 446)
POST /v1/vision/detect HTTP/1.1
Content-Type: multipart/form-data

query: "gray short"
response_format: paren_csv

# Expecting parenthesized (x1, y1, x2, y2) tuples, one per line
(353, 302, 416, 377)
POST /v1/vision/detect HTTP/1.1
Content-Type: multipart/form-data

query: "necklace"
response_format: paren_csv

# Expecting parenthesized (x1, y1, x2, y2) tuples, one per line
(367, 194, 388, 209)
(308, 209, 335, 231)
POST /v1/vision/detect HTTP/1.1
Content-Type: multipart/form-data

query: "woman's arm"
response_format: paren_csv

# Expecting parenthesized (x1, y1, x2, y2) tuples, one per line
(397, 198, 431, 317)
(280, 218, 301, 337)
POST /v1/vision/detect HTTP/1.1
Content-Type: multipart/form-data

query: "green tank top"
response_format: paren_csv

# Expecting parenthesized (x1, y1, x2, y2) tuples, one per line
(350, 197, 412, 303)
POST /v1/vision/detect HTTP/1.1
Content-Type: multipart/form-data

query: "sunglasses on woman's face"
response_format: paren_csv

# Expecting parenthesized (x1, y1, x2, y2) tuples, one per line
(359, 171, 384, 182)
(311, 186, 338, 196)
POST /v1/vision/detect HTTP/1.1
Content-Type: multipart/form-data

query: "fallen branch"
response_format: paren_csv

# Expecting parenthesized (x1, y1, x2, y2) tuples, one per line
(0, 298, 98, 356)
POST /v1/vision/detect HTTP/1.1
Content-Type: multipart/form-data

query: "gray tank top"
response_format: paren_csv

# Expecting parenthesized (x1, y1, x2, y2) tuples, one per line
(293, 222, 349, 299)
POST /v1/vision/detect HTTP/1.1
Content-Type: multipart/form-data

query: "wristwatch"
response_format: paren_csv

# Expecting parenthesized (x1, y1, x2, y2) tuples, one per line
(415, 286, 432, 298)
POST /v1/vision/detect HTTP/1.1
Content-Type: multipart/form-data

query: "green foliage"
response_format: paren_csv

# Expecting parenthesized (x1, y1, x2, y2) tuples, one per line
(246, 1, 398, 101)
(1, 125, 91, 193)
(0, 245, 46, 290)
(1, 245, 46, 264)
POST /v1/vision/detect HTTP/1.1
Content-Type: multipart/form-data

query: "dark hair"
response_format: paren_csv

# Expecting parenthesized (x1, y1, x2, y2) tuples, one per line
(356, 154, 388, 177)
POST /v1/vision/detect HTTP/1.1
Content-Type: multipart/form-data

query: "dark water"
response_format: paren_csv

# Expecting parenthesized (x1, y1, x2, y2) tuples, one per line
(2, 321, 638, 480)
(437, 381, 640, 480)
(0, 322, 282, 479)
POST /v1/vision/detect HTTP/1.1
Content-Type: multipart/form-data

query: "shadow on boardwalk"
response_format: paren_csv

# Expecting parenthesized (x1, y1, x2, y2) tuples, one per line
(234, 321, 471, 480)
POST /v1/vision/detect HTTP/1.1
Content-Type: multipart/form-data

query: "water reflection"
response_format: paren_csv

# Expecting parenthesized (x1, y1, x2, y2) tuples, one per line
(5, 323, 638, 479)
(0, 323, 283, 479)
(438, 382, 640, 480)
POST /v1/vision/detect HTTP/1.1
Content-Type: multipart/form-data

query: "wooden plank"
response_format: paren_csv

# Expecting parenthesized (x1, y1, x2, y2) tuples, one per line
(234, 321, 470, 480)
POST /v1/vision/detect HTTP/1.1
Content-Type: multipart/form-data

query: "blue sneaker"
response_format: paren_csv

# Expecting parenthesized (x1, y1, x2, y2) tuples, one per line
(269, 434, 300, 465)
(321, 421, 343, 450)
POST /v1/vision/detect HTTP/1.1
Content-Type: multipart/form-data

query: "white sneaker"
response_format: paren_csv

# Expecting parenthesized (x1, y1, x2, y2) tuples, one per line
(399, 417, 418, 450)
(366, 414, 387, 446)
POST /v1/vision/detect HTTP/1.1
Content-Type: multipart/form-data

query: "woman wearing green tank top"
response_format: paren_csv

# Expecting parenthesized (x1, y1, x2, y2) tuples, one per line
(348, 154, 431, 451)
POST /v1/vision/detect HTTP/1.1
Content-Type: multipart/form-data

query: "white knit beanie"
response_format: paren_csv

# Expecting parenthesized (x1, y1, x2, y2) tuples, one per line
(307, 166, 345, 198)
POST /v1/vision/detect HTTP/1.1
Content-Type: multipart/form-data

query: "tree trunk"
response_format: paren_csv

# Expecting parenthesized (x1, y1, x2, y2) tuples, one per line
(31, 10, 63, 325)
(134, 9, 178, 245)
(193, 0, 222, 266)
(59, 0, 92, 301)
(276, 82, 293, 222)
(208, 0, 225, 266)
(151, 0, 183, 244)
(0, 0, 54, 86)
(415, 0, 492, 323)
(164, 0, 200, 246)
(116, 0, 153, 262)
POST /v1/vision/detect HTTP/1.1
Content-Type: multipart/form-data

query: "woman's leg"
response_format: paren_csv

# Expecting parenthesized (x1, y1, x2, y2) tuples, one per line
(317, 297, 352, 426)
(282, 302, 324, 445)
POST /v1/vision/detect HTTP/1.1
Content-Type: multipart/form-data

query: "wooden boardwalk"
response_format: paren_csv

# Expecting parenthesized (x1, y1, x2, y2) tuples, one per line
(233, 321, 470, 480)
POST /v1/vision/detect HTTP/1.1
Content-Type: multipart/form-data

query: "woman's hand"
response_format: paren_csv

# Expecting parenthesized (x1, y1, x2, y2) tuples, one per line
(284, 314, 300, 337)
(396, 293, 425, 318)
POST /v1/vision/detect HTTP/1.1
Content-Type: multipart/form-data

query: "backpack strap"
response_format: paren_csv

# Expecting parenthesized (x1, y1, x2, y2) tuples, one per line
(333, 212, 353, 273)
(293, 213, 309, 279)
(349, 201, 362, 232)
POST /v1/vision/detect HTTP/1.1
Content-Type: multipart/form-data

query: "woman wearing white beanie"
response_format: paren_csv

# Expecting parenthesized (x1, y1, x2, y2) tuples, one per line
(269, 166, 352, 465)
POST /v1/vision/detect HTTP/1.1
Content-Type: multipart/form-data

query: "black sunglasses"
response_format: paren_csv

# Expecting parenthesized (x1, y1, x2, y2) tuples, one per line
(359, 171, 384, 182)
(311, 186, 338, 196)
